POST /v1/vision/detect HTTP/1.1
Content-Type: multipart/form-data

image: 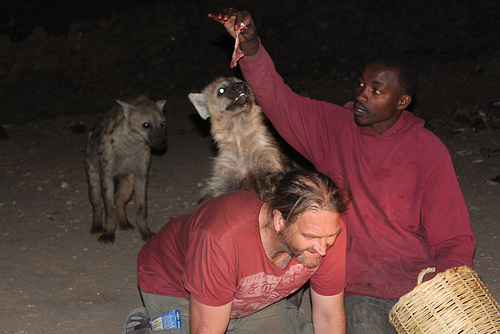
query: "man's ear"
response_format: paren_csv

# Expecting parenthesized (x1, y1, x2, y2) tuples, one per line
(273, 210, 286, 232)
(398, 94, 412, 110)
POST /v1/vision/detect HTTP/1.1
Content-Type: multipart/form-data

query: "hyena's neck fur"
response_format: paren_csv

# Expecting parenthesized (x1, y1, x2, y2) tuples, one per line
(107, 110, 149, 156)
(211, 105, 287, 176)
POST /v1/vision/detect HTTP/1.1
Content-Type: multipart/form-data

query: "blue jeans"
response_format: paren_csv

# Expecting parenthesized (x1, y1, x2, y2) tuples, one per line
(345, 295, 397, 334)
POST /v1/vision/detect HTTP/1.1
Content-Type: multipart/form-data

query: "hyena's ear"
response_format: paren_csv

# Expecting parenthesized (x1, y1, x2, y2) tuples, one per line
(188, 93, 210, 120)
(116, 100, 136, 121)
(155, 100, 166, 111)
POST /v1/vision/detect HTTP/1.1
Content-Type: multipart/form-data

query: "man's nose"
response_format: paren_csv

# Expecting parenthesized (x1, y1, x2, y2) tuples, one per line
(313, 239, 328, 256)
(356, 87, 368, 103)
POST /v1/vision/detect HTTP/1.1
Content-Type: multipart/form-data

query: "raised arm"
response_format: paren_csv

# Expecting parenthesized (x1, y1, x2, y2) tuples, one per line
(190, 294, 232, 334)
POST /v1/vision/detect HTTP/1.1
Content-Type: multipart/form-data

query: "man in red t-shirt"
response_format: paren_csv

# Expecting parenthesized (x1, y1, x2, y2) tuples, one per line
(129, 170, 349, 333)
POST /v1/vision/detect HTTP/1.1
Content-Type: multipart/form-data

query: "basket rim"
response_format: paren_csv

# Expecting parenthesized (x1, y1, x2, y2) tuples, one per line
(388, 265, 500, 333)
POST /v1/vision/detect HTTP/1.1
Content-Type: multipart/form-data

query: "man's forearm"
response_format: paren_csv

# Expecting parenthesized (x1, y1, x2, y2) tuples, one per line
(190, 295, 231, 334)
(313, 318, 346, 334)
(311, 290, 346, 334)
(240, 38, 259, 56)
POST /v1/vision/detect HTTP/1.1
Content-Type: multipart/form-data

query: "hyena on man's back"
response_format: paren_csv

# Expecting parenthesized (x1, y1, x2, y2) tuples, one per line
(85, 95, 166, 244)
(189, 76, 288, 204)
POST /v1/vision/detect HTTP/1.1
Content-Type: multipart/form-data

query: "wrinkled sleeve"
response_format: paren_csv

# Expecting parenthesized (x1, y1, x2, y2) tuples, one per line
(239, 40, 347, 166)
(418, 136, 476, 273)
(310, 220, 346, 295)
(182, 230, 237, 306)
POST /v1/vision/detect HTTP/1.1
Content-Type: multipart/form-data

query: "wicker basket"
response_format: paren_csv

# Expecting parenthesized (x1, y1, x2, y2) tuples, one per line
(388, 265, 500, 333)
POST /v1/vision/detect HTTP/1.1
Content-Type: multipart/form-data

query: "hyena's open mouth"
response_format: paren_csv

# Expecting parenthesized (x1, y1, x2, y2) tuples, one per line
(226, 81, 251, 110)
(235, 92, 249, 104)
(227, 93, 250, 111)
(227, 82, 252, 110)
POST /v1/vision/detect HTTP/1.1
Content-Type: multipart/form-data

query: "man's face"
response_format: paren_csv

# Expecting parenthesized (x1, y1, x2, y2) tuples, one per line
(353, 63, 410, 134)
(278, 210, 341, 269)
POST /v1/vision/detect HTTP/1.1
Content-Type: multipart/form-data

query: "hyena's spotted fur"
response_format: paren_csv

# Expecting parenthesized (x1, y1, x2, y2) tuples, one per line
(85, 95, 166, 243)
(189, 76, 288, 204)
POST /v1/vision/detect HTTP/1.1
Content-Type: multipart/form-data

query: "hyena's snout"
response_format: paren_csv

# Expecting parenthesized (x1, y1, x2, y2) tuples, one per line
(149, 128, 167, 151)
(229, 82, 248, 99)
(227, 82, 251, 110)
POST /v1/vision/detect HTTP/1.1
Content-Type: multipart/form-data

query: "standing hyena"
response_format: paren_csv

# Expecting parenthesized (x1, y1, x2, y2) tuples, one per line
(188, 76, 288, 204)
(85, 95, 166, 244)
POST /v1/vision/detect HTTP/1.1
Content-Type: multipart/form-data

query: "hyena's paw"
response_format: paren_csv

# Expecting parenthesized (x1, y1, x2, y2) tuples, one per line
(119, 222, 135, 231)
(90, 226, 104, 235)
(140, 230, 156, 242)
(97, 234, 115, 244)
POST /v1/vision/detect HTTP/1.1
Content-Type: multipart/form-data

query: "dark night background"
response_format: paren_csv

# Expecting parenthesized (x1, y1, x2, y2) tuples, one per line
(1, 1, 499, 333)
(1, 0, 499, 133)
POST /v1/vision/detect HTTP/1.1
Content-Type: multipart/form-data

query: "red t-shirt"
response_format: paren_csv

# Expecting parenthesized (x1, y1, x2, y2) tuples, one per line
(138, 190, 346, 318)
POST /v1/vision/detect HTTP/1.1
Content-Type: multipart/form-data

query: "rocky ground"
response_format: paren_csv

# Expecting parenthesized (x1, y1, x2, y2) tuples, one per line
(0, 1, 499, 333)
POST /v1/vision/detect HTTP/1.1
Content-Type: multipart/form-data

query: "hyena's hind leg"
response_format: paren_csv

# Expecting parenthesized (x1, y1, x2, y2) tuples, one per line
(198, 189, 216, 205)
(198, 170, 242, 204)
(98, 169, 119, 244)
(115, 173, 135, 231)
(85, 156, 104, 235)
(133, 172, 155, 241)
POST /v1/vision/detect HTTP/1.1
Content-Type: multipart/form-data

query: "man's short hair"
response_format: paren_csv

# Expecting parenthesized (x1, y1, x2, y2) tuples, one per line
(368, 53, 418, 97)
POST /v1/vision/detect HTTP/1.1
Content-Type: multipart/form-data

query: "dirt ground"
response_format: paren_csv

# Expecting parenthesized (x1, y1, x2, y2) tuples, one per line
(1, 1, 499, 333)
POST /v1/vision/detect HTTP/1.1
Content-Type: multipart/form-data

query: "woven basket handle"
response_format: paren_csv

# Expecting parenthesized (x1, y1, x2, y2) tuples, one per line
(417, 267, 436, 285)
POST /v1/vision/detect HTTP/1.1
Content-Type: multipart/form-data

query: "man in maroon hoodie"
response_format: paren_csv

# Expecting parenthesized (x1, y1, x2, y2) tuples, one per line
(210, 9, 476, 333)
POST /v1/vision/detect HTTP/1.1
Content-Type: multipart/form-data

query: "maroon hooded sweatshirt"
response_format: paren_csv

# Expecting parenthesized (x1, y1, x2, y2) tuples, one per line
(239, 42, 475, 299)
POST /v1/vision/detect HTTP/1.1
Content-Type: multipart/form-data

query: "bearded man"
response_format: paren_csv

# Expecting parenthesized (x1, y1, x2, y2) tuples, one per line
(128, 169, 349, 334)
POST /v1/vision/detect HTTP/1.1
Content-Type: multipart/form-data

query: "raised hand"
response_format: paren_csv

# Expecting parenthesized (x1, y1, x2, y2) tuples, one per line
(208, 9, 259, 56)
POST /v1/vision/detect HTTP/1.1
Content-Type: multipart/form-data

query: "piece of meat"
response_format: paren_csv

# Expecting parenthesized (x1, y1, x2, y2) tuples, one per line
(230, 22, 246, 68)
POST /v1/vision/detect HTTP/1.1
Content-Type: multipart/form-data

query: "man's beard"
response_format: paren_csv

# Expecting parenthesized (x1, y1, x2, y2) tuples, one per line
(278, 228, 322, 269)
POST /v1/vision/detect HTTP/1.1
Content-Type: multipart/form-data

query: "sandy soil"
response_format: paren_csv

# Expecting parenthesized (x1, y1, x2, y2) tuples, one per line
(1, 1, 499, 333)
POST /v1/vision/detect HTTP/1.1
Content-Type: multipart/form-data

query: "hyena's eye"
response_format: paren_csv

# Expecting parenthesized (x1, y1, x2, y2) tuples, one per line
(161, 121, 166, 127)
(217, 87, 225, 96)
(142, 123, 149, 128)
